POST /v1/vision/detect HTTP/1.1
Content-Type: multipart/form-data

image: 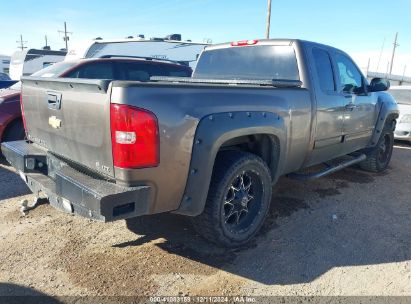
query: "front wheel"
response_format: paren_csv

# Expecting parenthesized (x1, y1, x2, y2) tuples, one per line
(360, 125, 394, 172)
(191, 151, 273, 248)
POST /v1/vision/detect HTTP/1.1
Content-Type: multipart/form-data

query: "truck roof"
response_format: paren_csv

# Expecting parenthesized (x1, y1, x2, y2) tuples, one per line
(204, 38, 342, 53)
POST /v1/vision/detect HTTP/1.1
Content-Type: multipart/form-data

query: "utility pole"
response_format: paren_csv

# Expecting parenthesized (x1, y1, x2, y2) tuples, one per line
(265, 0, 272, 39)
(58, 22, 73, 51)
(389, 32, 399, 76)
(16, 34, 27, 51)
(45, 35, 48, 47)
(402, 65, 407, 81)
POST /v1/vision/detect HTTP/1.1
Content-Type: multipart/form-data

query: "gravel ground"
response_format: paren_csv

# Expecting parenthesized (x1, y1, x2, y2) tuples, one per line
(0, 143, 410, 298)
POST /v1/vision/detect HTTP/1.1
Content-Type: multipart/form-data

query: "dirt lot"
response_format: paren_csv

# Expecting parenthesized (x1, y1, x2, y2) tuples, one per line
(0, 143, 410, 298)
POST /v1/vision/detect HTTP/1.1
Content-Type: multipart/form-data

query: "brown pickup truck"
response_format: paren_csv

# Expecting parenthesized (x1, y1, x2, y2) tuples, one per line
(2, 39, 399, 247)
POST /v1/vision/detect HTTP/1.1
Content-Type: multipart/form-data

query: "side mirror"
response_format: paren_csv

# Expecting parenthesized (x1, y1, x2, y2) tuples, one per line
(368, 78, 390, 92)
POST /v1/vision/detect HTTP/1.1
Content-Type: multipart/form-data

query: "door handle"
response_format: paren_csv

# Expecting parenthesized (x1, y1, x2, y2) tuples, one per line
(47, 91, 62, 110)
(345, 103, 357, 111)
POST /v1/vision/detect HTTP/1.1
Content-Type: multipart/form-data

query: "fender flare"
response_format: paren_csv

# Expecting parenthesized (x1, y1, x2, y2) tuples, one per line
(174, 111, 287, 216)
(369, 95, 399, 147)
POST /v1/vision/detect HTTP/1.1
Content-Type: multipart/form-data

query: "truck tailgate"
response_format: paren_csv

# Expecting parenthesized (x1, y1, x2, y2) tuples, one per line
(21, 77, 115, 178)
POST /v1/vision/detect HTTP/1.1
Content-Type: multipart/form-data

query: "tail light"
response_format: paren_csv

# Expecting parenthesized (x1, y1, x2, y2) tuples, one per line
(110, 103, 159, 169)
(231, 39, 259, 46)
(20, 93, 27, 136)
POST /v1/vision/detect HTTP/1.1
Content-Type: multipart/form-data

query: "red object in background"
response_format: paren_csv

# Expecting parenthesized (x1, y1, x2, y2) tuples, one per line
(0, 89, 23, 143)
(0, 58, 192, 144)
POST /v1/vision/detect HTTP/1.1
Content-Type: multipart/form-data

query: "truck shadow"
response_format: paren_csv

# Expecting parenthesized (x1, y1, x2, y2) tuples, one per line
(120, 165, 410, 285)
(0, 282, 60, 302)
(0, 156, 31, 200)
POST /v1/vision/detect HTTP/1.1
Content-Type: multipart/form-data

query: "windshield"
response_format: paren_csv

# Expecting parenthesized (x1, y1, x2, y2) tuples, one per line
(389, 89, 411, 105)
(194, 45, 299, 81)
(31, 61, 78, 78)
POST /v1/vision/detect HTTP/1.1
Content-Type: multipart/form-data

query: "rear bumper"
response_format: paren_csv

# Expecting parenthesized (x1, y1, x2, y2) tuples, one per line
(1, 140, 152, 222)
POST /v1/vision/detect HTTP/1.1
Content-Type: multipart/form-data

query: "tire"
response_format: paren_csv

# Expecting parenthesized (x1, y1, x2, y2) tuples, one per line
(360, 124, 394, 173)
(2, 120, 25, 142)
(191, 150, 273, 248)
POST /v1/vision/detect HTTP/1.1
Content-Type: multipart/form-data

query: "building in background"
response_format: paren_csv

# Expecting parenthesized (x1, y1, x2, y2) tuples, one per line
(0, 55, 11, 75)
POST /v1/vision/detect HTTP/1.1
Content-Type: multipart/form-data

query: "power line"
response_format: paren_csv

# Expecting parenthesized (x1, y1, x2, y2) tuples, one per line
(16, 34, 28, 51)
(58, 22, 73, 51)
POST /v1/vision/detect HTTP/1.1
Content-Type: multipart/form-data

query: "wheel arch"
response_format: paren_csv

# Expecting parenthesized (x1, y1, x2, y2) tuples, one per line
(174, 111, 287, 216)
(369, 93, 399, 147)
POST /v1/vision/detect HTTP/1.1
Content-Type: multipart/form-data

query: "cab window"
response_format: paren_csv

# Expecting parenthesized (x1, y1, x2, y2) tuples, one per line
(312, 48, 335, 92)
(335, 53, 365, 94)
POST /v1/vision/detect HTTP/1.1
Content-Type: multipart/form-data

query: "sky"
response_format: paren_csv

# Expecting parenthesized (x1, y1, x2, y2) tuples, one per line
(0, 0, 410, 76)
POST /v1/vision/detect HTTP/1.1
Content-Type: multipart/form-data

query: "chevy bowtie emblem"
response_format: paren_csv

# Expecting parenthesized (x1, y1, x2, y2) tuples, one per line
(49, 116, 62, 129)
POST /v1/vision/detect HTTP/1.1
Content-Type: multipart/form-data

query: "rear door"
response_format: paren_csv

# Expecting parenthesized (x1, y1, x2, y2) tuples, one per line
(307, 47, 345, 164)
(333, 52, 379, 150)
(22, 78, 115, 177)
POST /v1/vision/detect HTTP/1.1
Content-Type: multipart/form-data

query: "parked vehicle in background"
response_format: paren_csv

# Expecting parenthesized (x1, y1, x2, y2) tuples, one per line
(2, 39, 398, 247)
(0, 57, 191, 144)
(0, 73, 17, 89)
(0, 82, 24, 142)
(9, 48, 67, 80)
(0, 73, 11, 81)
(66, 34, 209, 68)
(390, 86, 411, 142)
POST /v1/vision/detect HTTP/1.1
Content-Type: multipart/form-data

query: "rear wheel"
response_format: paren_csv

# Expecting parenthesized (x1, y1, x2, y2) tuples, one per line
(2, 120, 25, 143)
(360, 125, 394, 172)
(191, 151, 272, 247)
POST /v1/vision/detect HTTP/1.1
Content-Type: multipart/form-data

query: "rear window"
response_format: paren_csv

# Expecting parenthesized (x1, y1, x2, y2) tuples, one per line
(65, 62, 114, 79)
(389, 89, 411, 105)
(32, 61, 77, 78)
(194, 45, 299, 80)
(114, 62, 191, 81)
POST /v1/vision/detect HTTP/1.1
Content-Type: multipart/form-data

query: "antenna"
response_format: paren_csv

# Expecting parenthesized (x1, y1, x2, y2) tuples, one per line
(385, 61, 390, 79)
(389, 32, 399, 76)
(366, 58, 371, 77)
(58, 21, 73, 51)
(16, 34, 28, 51)
(376, 38, 385, 72)
(265, 0, 272, 39)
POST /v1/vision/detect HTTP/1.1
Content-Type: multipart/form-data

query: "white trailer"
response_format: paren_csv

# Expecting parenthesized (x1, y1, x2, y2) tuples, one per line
(66, 36, 209, 68)
(9, 49, 67, 80)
